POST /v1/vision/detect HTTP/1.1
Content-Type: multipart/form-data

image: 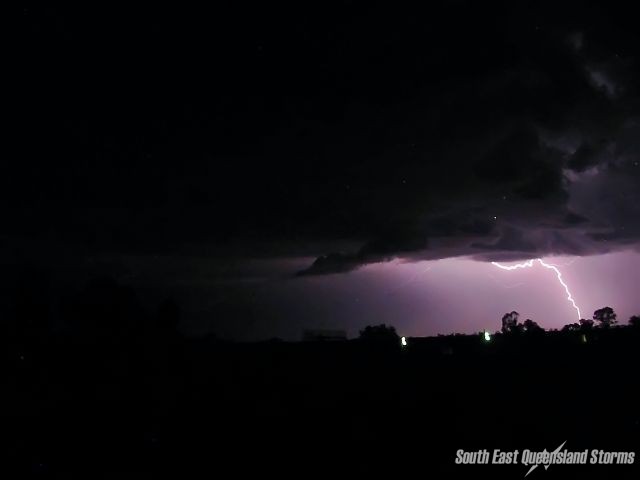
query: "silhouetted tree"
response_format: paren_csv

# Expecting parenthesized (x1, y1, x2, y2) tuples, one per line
(629, 315, 640, 328)
(579, 318, 594, 331)
(523, 319, 544, 334)
(359, 324, 399, 344)
(501, 311, 522, 334)
(561, 323, 580, 332)
(593, 307, 617, 328)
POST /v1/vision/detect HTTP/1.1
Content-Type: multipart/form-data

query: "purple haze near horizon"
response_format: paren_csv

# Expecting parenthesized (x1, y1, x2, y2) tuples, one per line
(199, 250, 640, 340)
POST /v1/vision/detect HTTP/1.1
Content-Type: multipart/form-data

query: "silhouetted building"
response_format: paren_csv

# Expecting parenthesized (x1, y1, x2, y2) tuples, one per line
(302, 329, 347, 342)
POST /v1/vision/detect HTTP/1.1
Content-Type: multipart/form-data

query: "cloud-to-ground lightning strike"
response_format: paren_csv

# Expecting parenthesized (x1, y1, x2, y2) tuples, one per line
(491, 259, 582, 319)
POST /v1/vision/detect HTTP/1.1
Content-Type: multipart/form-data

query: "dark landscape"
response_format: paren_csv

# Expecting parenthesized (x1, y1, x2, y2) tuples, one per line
(2, 283, 639, 477)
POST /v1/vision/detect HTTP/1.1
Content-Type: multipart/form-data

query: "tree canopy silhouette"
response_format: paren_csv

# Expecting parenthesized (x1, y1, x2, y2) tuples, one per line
(358, 324, 399, 344)
(501, 311, 522, 334)
(579, 318, 594, 331)
(523, 319, 544, 334)
(561, 323, 580, 332)
(593, 307, 617, 328)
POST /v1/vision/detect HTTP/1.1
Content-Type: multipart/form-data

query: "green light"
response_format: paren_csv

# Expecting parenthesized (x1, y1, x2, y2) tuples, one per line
(484, 331, 491, 341)
(401, 336, 407, 347)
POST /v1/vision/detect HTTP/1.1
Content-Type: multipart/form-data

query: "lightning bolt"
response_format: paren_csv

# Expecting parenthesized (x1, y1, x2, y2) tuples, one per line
(491, 259, 581, 319)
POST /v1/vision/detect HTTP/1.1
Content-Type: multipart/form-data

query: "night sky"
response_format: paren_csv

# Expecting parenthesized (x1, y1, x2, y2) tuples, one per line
(13, 2, 640, 339)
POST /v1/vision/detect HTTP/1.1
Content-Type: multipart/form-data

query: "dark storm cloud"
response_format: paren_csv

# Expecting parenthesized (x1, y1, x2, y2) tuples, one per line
(14, 1, 640, 280)
(295, 4, 640, 274)
(471, 228, 538, 256)
(567, 142, 608, 172)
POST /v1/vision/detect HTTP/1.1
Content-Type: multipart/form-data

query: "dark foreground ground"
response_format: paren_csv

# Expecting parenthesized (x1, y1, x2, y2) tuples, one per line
(2, 328, 639, 479)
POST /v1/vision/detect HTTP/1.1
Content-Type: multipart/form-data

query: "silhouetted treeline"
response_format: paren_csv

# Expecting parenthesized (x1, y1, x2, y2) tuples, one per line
(1, 277, 639, 477)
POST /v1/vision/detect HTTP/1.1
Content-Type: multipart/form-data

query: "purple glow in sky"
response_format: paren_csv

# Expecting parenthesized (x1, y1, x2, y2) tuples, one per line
(198, 250, 640, 340)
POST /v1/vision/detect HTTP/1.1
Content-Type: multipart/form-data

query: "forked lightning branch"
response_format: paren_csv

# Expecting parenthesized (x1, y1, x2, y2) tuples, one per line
(491, 259, 582, 319)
